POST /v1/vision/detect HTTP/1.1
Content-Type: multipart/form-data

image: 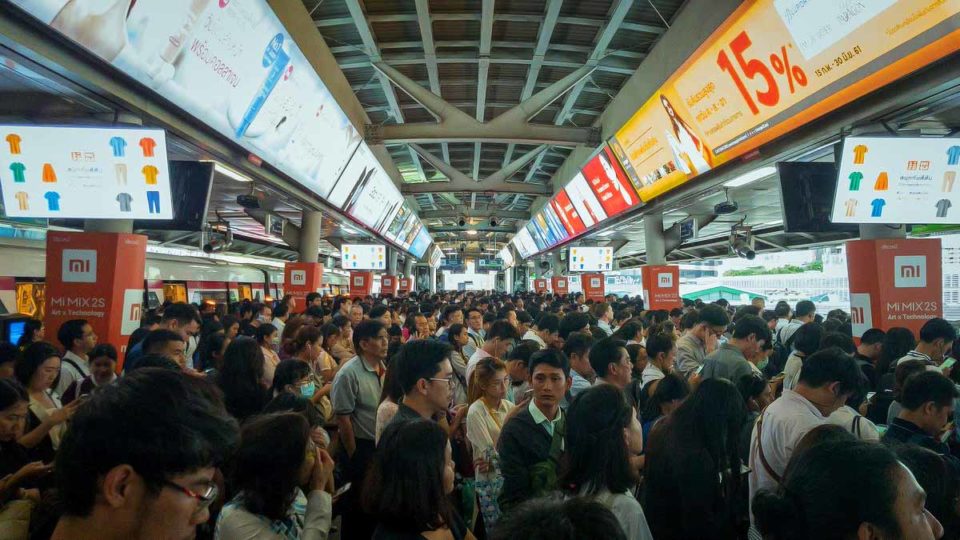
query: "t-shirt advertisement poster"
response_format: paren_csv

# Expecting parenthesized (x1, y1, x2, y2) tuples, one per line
(832, 137, 960, 224)
(1, 126, 173, 219)
(607, 0, 960, 203)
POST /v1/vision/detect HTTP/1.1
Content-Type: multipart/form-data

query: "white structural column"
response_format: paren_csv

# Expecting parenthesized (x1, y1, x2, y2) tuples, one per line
(299, 211, 323, 263)
(644, 211, 667, 265)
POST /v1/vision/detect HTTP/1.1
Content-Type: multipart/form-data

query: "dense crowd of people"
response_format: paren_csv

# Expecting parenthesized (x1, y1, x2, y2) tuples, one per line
(0, 290, 955, 539)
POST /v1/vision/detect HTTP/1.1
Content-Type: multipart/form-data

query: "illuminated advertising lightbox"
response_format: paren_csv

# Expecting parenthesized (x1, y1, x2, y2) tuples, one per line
(569, 246, 614, 272)
(429, 246, 443, 268)
(0, 125, 172, 219)
(565, 172, 608, 228)
(511, 228, 538, 260)
(608, 0, 960, 202)
(831, 137, 960, 224)
(341, 244, 386, 270)
(498, 246, 515, 268)
(550, 190, 587, 238)
(580, 147, 640, 217)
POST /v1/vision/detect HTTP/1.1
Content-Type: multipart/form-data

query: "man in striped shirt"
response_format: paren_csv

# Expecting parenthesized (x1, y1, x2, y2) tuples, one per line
(896, 318, 957, 370)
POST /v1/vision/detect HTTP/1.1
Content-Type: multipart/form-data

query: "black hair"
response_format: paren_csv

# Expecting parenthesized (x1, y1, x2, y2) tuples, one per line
(820, 332, 854, 355)
(368, 304, 388, 320)
(860, 328, 885, 345)
(528, 348, 570, 378)
(753, 440, 901, 540)
(273, 303, 289, 319)
(198, 332, 228, 372)
(797, 347, 862, 395)
(640, 371, 690, 424)
(920, 318, 958, 344)
(131, 354, 181, 372)
(491, 496, 627, 540)
(262, 393, 324, 428)
(89, 344, 117, 362)
(893, 360, 929, 402)
(794, 300, 816, 318)
(17, 319, 43, 348)
(56, 368, 238, 516)
(901, 370, 960, 410)
(255, 323, 277, 346)
(353, 319, 386, 353)
(508, 339, 542, 366)
(395, 340, 452, 394)
(0, 343, 15, 366)
(380, 361, 405, 404)
(162, 302, 201, 327)
(483, 312, 496, 324)
(0, 378, 27, 411)
(56, 319, 88, 351)
(878, 327, 917, 375)
(217, 336, 266, 421)
(229, 412, 310, 521)
(363, 419, 454, 534)
(731, 315, 772, 343)
(536, 313, 561, 334)
(774, 304, 791, 318)
(487, 320, 520, 342)
(562, 384, 637, 495)
(896, 445, 960, 540)
(270, 360, 312, 396)
(305, 292, 321, 304)
(821, 318, 842, 334)
(142, 329, 185, 355)
(645, 332, 675, 360)
(15, 341, 59, 388)
(679, 311, 699, 331)
(562, 332, 594, 359)
(588, 338, 627, 379)
(559, 312, 591, 340)
(788, 322, 823, 356)
(611, 321, 642, 342)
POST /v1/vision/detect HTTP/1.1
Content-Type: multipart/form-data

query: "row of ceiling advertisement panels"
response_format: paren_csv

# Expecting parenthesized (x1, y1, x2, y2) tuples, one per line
(512, 0, 960, 260)
(8, 0, 432, 259)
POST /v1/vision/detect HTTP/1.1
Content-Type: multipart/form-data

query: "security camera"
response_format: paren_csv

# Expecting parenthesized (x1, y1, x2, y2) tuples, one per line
(490, 217, 498, 227)
(203, 229, 234, 253)
(458, 216, 467, 227)
(460, 243, 466, 252)
(730, 227, 755, 260)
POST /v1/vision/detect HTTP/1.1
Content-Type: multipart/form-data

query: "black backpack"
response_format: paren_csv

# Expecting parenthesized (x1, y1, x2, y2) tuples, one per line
(765, 327, 797, 379)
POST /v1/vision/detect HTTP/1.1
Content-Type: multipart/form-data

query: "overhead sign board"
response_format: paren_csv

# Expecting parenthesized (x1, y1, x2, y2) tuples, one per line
(1, 125, 172, 219)
(429, 246, 443, 268)
(478, 258, 504, 271)
(607, 0, 960, 202)
(341, 244, 386, 270)
(498, 246, 515, 268)
(569, 246, 614, 272)
(831, 137, 960, 224)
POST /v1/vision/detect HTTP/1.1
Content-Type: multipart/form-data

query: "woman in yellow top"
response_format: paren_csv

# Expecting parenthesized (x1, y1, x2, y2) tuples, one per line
(256, 324, 281, 388)
(465, 357, 514, 527)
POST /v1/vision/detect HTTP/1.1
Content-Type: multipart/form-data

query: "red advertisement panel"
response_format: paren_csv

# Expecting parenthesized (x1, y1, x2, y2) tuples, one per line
(580, 147, 640, 217)
(642, 265, 681, 311)
(551, 276, 570, 295)
(381, 275, 398, 296)
(550, 190, 587, 237)
(349, 271, 374, 299)
(581, 274, 606, 303)
(533, 279, 548, 294)
(284, 263, 323, 311)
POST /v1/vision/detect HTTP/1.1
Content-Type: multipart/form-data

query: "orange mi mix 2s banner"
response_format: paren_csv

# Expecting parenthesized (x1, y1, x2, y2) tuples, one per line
(609, 0, 960, 202)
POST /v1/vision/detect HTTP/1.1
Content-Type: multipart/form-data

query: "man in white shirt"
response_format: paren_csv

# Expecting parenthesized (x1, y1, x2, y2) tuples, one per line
(561, 332, 595, 406)
(467, 320, 521, 382)
(749, 347, 862, 522)
(775, 300, 816, 346)
(56, 319, 97, 396)
(589, 338, 632, 389)
(521, 313, 561, 350)
(591, 302, 614, 337)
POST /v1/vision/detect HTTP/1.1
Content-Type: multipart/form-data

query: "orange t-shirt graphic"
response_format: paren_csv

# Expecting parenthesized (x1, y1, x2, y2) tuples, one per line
(5, 134, 21, 155)
(852, 144, 868, 164)
(874, 172, 889, 191)
(42, 163, 57, 183)
(139, 138, 157, 158)
(142, 165, 159, 185)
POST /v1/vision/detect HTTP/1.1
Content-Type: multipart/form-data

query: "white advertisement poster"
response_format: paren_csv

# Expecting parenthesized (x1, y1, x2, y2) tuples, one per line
(0, 125, 172, 219)
(341, 244, 386, 270)
(831, 137, 960, 224)
(569, 247, 614, 272)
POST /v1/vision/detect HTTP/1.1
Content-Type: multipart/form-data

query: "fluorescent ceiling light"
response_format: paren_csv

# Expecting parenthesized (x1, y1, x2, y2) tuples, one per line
(597, 230, 616, 237)
(466, 230, 478, 235)
(723, 166, 777, 188)
(210, 162, 253, 183)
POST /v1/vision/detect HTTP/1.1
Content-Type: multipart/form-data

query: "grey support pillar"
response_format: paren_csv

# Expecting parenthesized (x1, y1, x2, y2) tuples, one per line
(299, 211, 322, 262)
(644, 211, 667, 266)
(429, 266, 438, 293)
(551, 251, 564, 276)
(859, 224, 907, 240)
(403, 257, 414, 278)
(387, 249, 399, 275)
(84, 219, 133, 233)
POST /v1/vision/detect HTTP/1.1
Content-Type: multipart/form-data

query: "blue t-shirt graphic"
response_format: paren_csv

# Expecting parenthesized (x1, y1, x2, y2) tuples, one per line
(109, 137, 127, 158)
(948, 145, 960, 166)
(44, 191, 60, 211)
(870, 198, 885, 218)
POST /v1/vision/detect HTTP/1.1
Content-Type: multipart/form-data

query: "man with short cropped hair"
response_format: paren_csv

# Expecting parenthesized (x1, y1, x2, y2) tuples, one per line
(467, 320, 521, 382)
(50, 369, 239, 540)
(591, 302, 614, 336)
(562, 332, 595, 405)
(675, 305, 730, 377)
(883, 371, 959, 459)
(701, 315, 771, 383)
(589, 338, 632, 389)
(141, 329, 187, 369)
(558, 312, 591, 341)
(854, 328, 885, 390)
(124, 303, 200, 372)
(464, 307, 485, 358)
(387, 339, 454, 432)
(56, 319, 97, 396)
(522, 313, 561, 349)
(368, 304, 392, 327)
(776, 300, 816, 346)
(305, 292, 322, 311)
(897, 318, 957, 369)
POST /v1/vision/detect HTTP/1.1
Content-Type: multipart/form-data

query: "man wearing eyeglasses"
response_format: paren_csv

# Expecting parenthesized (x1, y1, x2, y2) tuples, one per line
(701, 315, 772, 384)
(387, 339, 456, 430)
(676, 304, 730, 377)
(50, 368, 238, 540)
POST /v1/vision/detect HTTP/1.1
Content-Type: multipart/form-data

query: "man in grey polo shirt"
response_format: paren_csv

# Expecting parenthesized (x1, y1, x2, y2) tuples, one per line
(331, 319, 388, 540)
(701, 315, 771, 383)
(675, 304, 730, 377)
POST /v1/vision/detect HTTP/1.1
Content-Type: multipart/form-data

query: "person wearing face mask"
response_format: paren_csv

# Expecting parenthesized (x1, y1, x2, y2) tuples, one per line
(271, 360, 317, 400)
(700, 316, 771, 385)
(748, 347, 863, 525)
(897, 318, 958, 371)
(562, 384, 652, 540)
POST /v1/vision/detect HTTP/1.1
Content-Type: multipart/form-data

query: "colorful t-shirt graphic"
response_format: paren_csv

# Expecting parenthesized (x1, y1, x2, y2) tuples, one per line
(109, 137, 127, 157)
(944, 171, 957, 192)
(844, 199, 858, 217)
(142, 165, 159, 185)
(848, 172, 863, 191)
(936, 199, 952, 218)
(9, 162, 25, 183)
(115, 163, 127, 185)
(874, 172, 888, 191)
(14, 192, 27, 210)
(42, 163, 57, 183)
(116, 193, 132, 212)
(146, 191, 161, 214)
(5, 134, 21, 155)
(853, 144, 868, 164)
(948, 145, 960, 166)
(44, 192, 60, 211)
(870, 198, 885, 218)
(139, 137, 157, 158)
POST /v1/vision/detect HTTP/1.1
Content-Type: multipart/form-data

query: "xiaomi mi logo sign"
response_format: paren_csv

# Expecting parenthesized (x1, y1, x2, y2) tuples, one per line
(290, 270, 307, 286)
(894, 256, 926, 288)
(62, 249, 97, 283)
(590, 278, 601, 288)
(121, 289, 144, 335)
(657, 272, 673, 288)
(353, 276, 364, 286)
(558, 280, 566, 288)
(849, 293, 873, 338)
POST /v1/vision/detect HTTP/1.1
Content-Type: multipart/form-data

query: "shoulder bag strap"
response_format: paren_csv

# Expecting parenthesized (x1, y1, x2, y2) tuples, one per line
(754, 414, 783, 486)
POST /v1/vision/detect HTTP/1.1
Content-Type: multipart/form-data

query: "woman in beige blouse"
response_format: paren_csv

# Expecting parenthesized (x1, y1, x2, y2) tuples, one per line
(16, 342, 80, 463)
(257, 324, 281, 388)
(465, 356, 513, 527)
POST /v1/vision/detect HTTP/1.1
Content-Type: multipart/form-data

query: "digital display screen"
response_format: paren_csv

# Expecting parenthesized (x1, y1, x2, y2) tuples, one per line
(580, 147, 639, 218)
(564, 172, 608, 228)
(5, 320, 25, 345)
(511, 227, 538, 259)
(498, 246, 515, 268)
(341, 244, 386, 270)
(0, 125, 172, 219)
(568, 246, 614, 272)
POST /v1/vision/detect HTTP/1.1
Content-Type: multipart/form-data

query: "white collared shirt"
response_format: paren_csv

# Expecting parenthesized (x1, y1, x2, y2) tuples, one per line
(57, 350, 90, 397)
(522, 329, 547, 348)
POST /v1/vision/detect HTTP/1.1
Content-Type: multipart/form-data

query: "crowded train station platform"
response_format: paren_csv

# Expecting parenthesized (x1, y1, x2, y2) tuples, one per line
(0, 0, 956, 538)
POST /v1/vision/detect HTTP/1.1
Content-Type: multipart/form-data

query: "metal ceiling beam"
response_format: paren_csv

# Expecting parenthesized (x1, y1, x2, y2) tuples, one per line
(430, 225, 518, 233)
(413, 0, 451, 167)
(404, 143, 551, 194)
(354, 13, 664, 34)
(339, 50, 637, 75)
(420, 209, 530, 220)
(474, 0, 495, 183)
(353, 78, 618, 96)
(332, 40, 644, 60)
(503, 0, 563, 168)
(525, 0, 634, 182)
(369, 61, 600, 145)
(365, 102, 601, 116)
